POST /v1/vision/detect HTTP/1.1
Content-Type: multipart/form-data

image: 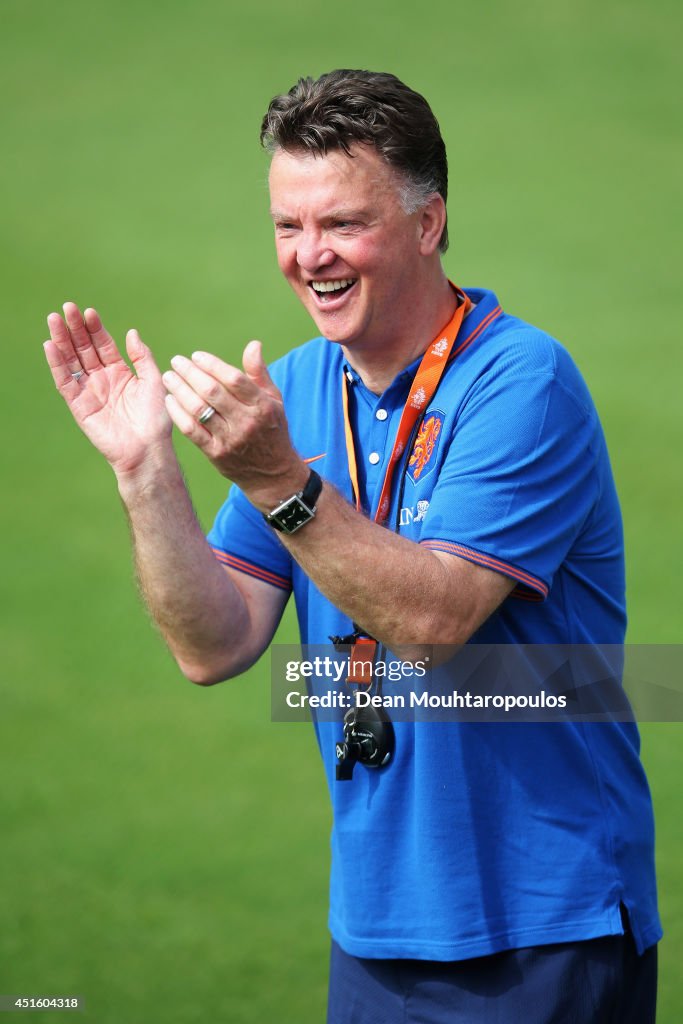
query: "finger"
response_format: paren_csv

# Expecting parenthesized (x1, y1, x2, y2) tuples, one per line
(162, 368, 224, 425)
(43, 340, 83, 402)
(47, 311, 84, 376)
(190, 350, 261, 405)
(168, 354, 240, 414)
(164, 394, 213, 448)
(125, 329, 163, 384)
(241, 340, 280, 399)
(83, 308, 127, 368)
(62, 301, 103, 373)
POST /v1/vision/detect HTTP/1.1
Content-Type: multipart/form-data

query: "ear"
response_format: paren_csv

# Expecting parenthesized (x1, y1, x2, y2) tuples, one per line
(417, 194, 447, 256)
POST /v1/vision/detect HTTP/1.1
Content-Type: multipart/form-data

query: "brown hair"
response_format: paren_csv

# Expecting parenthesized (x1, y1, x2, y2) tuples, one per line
(260, 69, 449, 253)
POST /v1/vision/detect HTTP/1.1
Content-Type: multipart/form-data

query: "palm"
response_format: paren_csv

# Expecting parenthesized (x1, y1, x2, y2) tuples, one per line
(72, 359, 169, 468)
(44, 303, 172, 475)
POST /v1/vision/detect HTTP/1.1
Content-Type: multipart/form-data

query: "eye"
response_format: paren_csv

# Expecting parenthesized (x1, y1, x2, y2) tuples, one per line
(332, 220, 361, 233)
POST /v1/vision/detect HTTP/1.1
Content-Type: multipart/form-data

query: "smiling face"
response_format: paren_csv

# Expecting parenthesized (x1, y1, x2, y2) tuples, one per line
(268, 144, 440, 360)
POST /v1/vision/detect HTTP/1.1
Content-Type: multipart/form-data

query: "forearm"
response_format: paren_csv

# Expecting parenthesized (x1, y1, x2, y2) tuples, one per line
(159, 346, 512, 655)
(273, 481, 484, 653)
(116, 449, 252, 682)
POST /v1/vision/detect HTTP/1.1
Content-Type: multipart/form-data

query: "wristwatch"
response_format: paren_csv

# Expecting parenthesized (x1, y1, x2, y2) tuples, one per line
(264, 469, 323, 534)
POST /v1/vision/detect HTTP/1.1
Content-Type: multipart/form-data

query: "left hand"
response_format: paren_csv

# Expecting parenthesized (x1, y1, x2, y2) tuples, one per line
(162, 340, 308, 509)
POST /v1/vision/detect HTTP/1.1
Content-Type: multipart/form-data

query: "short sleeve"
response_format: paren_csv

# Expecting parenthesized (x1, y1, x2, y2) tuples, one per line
(421, 370, 600, 600)
(207, 484, 293, 592)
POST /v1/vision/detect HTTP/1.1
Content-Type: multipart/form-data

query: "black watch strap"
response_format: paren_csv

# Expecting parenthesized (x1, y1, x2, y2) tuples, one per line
(264, 469, 323, 534)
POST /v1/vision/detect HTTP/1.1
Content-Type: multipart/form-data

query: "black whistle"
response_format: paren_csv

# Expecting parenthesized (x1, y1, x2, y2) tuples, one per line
(335, 706, 395, 781)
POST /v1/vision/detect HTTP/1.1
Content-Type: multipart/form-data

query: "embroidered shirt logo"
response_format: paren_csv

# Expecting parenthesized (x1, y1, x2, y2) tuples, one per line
(398, 499, 430, 527)
(408, 411, 444, 483)
(415, 500, 430, 522)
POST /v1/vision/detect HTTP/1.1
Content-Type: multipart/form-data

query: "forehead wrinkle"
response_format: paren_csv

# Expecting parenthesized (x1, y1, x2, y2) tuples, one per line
(269, 145, 404, 200)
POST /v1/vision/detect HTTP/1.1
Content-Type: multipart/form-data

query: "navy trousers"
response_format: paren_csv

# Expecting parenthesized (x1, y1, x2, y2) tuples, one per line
(327, 926, 657, 1023)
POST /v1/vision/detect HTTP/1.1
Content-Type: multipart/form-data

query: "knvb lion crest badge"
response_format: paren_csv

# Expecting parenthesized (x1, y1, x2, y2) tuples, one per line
(407, 410, 445, 484)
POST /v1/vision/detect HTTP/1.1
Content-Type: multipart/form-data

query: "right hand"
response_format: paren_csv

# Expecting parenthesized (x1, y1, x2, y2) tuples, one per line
(43, 302, 172, 477)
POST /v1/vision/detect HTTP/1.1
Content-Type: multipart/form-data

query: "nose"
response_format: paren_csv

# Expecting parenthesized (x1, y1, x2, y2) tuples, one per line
(296, 230, 336, 273)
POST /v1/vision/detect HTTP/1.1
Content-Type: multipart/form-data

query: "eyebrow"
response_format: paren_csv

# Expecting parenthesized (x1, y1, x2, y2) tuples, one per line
(269, 208, 371, 221)
(324, 209, 370, 220)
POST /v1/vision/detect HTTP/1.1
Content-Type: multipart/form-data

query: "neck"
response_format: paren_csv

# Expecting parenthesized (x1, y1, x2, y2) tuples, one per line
(342, 273, 459, 395)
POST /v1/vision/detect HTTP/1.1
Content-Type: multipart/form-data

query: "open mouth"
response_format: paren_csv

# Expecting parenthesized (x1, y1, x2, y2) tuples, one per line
(309, 278, 358, 304)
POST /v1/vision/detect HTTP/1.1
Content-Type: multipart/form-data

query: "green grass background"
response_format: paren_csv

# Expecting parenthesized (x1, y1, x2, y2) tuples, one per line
(1, 0, 681, 1019)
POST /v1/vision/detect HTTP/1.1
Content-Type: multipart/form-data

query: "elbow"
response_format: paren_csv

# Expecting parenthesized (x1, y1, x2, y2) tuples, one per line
(176, 654, 246, 687)
(185, 668, 232, 687)
(172, 634, 265, 687)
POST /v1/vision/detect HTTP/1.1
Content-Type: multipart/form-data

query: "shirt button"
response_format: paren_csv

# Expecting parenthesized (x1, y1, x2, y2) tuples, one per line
(369, 452, 381, 465)
(375, 408, 388, 421)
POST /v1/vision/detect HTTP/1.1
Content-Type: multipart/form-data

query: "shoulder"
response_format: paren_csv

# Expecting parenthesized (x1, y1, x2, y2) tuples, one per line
(484, 312, 571, 377)
(461, 296, 595, 420)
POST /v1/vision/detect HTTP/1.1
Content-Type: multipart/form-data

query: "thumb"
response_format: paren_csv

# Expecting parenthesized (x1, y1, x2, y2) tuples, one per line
(126, 329, 162, 382)
(242, 340, 279, 398)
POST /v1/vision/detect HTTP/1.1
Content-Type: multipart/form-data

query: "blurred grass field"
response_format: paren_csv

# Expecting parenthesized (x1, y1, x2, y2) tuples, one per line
(1, 0, 681, 1019)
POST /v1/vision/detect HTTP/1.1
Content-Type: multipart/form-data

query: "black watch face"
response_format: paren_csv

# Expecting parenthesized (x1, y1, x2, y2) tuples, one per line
(270, 496, 314, 534)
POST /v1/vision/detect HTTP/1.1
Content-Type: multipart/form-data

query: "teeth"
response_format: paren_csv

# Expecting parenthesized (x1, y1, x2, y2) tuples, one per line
(311, 278, 355, 293)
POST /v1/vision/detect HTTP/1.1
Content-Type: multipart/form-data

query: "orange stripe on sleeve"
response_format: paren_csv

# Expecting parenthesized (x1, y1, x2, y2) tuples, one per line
(421, 539, 548, 599)
(211, 548, 291, 592)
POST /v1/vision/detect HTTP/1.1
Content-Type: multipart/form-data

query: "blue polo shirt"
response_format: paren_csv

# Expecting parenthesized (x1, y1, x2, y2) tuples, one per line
(207, 288, 661, 959)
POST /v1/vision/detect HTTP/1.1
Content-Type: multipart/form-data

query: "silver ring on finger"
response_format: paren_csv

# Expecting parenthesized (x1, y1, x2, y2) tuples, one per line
(72, 370, 85, 382)
(198, 405, 217, 425)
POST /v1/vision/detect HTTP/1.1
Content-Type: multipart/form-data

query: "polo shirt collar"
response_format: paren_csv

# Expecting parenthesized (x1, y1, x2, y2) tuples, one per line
(341, 287, 502, 396)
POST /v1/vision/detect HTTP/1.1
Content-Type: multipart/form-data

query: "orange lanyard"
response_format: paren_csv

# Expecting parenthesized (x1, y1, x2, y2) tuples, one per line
(342, 285, 471, 525)
(340, 285, 471, 684)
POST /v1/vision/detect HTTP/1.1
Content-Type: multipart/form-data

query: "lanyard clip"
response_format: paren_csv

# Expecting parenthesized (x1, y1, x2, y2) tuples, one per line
(329, 629, 377, 686)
